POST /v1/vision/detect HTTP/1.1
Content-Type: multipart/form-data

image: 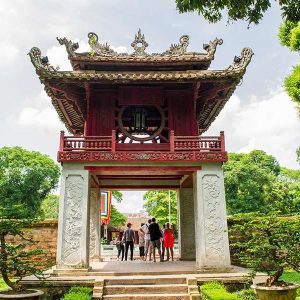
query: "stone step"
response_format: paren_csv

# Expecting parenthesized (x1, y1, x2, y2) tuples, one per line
(102, 293, 190, 300)
(104, 277, 187, 285)
(188, 285, 199, 294)
(103, 284, 188, 295)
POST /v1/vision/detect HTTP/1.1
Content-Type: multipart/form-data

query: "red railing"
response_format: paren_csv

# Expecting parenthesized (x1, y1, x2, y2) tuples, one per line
(59, 130, 225, 153)
(174, 131, 225, 152)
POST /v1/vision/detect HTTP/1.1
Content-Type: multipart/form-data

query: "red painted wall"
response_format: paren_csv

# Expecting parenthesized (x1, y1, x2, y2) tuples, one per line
(85, 87, 198, 137)
(86, 90, 116, 136)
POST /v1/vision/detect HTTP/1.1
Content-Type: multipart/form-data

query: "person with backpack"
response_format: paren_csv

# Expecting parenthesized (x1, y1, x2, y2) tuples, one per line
(148, 217, 163, 262)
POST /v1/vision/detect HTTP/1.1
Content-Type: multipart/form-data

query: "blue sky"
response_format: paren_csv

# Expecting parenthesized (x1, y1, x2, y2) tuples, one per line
(0, 1, 299, 212)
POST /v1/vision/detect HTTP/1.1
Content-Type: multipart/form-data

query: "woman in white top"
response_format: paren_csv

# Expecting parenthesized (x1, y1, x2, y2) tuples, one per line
(138, 223, 145, 260)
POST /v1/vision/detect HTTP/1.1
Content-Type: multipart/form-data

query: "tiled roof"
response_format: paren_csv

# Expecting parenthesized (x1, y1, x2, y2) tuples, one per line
(28, 36, 253, 135)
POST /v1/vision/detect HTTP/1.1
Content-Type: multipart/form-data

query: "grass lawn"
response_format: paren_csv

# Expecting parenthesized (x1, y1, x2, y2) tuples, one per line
(281, 271, 300, 300)
(281, 271, 300, 284)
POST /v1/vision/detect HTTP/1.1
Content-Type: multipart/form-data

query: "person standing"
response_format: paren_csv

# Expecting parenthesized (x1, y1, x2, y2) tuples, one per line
(138, 223, 145, 260)
(142, 219, 152, 261)
(164, 223, 174, 261)
(161, 224, 166, 260)
(123, 223, 135, 261)
(148, 217, 163, 262)
(116, 231, 124, 261)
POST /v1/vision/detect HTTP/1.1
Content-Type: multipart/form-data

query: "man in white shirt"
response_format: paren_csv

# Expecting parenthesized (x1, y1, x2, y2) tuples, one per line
(142, 219, 152, 261)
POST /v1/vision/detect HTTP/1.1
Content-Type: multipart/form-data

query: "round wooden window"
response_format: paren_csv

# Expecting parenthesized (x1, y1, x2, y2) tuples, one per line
(118, 105, 165, 142)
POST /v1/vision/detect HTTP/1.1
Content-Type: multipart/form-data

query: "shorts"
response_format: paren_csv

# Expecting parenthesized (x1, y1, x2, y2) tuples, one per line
(151, 239, 161, 249)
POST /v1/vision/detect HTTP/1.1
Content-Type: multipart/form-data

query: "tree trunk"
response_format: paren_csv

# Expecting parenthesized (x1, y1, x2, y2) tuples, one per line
(266, 267, 284, 286)
(0, 233, 24, 291)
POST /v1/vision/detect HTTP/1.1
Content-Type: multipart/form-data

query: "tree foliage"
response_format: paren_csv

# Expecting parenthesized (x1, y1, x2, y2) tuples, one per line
(284, 65, 300, 106)
(297, 147, 300, 164)
(0, 147, 60, 219)
(224, 150, 279, 214)
(109, 205, 127, 228)
(143, 191, 177, 226)
(40, 194, 59, 219)
(112, 191, 123, 203)
(230, 214, 300, 286)
(278, 20, 300, 113)
(175, 0, 300, 25)
(224, 150, 300, 215)
(0, 220, 48, 291)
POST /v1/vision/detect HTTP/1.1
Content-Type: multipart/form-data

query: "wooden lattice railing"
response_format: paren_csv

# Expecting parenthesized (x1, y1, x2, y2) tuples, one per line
(59, 130, 225, 153)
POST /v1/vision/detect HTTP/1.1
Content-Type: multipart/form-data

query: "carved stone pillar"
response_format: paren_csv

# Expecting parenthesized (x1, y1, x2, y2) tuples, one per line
(177, 188, 195, 260)
(89, 188, 101, 261)
(56, 168, 90, 269)
(193, 163, 231, 270)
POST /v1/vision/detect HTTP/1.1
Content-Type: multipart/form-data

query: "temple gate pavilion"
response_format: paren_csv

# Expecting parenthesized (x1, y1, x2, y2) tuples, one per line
(29, 30, 253, 272)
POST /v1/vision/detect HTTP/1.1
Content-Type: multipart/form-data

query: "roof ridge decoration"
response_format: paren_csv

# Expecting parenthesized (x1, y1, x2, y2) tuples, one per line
(227, 47, 254, 71)
(131, 29, 149, 56)
(28, 44, 253, 76)
(88, 32, 118, 57)
(57, 37, 79, 58)
(28, 47, 57, 72)
(55, 30, 224, 59)
(162, 35, 189, 55)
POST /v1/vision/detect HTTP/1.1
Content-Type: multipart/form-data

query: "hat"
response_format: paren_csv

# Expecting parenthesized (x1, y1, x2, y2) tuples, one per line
(127, 222, 132, 227)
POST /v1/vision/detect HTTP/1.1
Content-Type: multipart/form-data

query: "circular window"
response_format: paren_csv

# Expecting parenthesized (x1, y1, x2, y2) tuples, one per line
(118, 105, 165, 142)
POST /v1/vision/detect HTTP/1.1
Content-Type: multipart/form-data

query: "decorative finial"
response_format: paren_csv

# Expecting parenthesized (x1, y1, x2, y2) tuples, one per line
(88, 32, 117, 56)
(131, 29, 149, 56)
(57, 37, 79, 57)
(227, 48, 254, 71)
(28, 47, 56, 71)
(203, 38, 223, 56)
(163, 35, 189, 55)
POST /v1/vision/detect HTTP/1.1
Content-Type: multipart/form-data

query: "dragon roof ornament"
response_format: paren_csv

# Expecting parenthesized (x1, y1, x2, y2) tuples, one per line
(57, 37, 79, 58)
(28, 47, 57, 72)
(227, 48, 254, 71)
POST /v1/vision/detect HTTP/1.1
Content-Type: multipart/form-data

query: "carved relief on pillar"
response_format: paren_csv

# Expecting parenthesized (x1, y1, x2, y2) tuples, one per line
(61, 174, 84, 266)
(89, 189, 98, 258)
(202, 174, 225, 258)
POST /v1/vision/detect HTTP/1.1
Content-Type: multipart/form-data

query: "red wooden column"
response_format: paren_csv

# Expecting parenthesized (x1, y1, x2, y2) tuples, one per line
(59, 131, 65, 151)
(170, 130, 175, 153)
(111, 130, 116, 152)
(220, 131, 225, 152)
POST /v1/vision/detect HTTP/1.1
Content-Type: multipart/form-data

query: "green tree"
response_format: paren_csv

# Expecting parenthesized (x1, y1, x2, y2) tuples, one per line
(112, 191, 123, 203)
(224, 150, 300, 215)
(143, 191, 177, 226)
(0, 147, 60, 219)
(230, 214, 300, 286)
(223, 150, 280, 214)
(297, 147, 300, 164)
(0, 147, 59, 292)
(0, 220, 47, 292)
(175, 0, 300, 25)
(278, 20, 300, 112)
(109, 205, 127, 228)
(40, 194, 59, 219)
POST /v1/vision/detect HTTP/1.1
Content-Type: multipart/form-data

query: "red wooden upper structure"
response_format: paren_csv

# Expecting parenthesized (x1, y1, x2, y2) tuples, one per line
(29, 30, 253, 163)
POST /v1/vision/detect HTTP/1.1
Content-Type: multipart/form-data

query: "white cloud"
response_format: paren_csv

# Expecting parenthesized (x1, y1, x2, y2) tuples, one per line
(46, 46, 72, 71)
(0, 43, 19, 66)
(9, 91, 62, 132)
(113, 191, 145, 213)
(46, 40, 128, 70)
(207, 88, 300, 169)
